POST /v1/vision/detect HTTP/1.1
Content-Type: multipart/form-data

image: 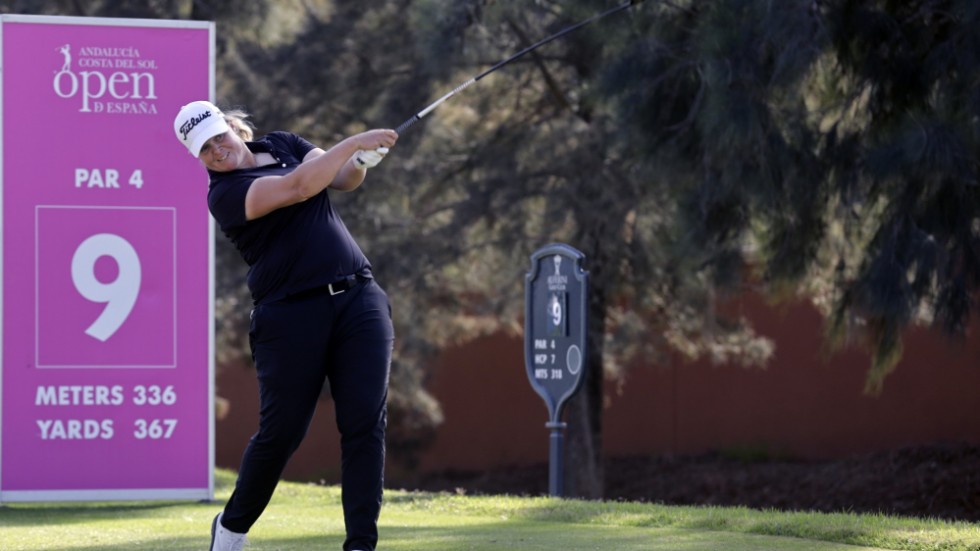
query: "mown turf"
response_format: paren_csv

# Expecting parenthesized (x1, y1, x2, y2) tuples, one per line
(0, 469, 977, 550)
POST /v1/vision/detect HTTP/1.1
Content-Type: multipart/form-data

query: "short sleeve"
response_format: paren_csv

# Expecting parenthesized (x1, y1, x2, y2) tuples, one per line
(266, 131, 317, 162)
(207, 173, 251, 232)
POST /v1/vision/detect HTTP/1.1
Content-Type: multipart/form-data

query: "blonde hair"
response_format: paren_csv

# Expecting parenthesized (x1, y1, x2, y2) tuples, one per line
(223, 108, 255, 141)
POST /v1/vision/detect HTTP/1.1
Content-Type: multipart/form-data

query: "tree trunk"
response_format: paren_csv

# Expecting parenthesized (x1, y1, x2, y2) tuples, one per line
(563, 278, 606, 499)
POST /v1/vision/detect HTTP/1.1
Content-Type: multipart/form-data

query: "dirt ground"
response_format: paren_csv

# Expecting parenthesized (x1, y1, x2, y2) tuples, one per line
(411, 442, 980, 522)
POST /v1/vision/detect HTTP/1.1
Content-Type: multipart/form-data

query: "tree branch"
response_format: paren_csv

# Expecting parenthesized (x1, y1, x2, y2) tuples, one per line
(504, 15, 581, 121)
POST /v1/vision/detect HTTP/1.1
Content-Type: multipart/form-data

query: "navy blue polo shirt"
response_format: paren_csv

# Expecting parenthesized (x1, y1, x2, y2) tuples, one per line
(207, 131, 371, 305)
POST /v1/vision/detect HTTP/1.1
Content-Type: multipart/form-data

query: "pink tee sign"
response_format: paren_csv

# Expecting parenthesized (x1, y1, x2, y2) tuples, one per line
(0, 15, 215, 501)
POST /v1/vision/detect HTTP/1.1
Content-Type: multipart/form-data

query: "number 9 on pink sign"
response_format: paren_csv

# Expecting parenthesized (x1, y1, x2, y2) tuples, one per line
(70, 233, 141, 342)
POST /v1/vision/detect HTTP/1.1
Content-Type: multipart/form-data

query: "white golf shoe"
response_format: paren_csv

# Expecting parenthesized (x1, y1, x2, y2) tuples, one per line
(210, 513, 248, 551)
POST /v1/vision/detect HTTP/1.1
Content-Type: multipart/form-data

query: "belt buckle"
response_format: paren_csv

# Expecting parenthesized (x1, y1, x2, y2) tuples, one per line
(328, 282, 346, 296)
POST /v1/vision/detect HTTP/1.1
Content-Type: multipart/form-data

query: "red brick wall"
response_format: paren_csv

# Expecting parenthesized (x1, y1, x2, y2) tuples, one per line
(214, 294, 980, 482)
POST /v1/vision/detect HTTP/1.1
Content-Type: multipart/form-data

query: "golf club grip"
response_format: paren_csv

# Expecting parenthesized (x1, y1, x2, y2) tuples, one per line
(394, 78, 477, 135)
(396, 116, 420, 134)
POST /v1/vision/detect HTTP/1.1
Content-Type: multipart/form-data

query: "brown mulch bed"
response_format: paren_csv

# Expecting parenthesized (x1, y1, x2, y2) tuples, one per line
(410, 442, 980, 522)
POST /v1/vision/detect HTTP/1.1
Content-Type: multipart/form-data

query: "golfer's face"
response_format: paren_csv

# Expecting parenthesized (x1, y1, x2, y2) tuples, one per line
(199, 132, 247, 172)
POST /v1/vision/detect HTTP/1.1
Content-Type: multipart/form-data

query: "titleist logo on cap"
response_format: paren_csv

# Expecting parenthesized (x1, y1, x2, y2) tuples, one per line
(179, 110, 213, 141)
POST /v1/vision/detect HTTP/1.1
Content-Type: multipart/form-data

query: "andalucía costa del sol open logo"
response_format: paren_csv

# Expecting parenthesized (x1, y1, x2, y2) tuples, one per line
(52, 43, 159, 114)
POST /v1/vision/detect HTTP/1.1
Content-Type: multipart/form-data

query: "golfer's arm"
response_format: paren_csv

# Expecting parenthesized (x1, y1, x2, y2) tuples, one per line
(305, 148, 367, 192)
(243, 139, 361, 220)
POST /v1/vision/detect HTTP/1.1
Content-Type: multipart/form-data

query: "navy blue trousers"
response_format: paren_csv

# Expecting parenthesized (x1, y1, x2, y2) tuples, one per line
(222, 278, 393, 551)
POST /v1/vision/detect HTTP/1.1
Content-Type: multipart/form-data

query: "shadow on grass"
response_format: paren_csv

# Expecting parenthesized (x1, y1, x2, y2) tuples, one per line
(0, 469, 237, 529)
(2, 523, 701, 551)
(0, 508, 904, 551)
(0, 500, 216, 528)
(2, 535, 216, 551)
(384, 490, 445, 505)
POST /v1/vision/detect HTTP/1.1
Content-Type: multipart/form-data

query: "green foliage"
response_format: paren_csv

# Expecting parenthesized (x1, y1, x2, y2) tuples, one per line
(819, 0, 980, 390)
(616, 0, 979, 392)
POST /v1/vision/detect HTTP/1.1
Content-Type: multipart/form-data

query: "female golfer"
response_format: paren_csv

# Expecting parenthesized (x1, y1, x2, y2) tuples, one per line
(174, 100, 397, 551)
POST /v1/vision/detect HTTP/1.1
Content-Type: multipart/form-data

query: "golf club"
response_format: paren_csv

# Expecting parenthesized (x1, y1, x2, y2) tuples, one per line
(394, 0, 645, 134)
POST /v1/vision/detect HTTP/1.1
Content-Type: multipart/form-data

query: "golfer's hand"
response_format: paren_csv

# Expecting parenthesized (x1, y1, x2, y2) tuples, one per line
(354, 147, 389, 169)
(351, 128, 397, 169)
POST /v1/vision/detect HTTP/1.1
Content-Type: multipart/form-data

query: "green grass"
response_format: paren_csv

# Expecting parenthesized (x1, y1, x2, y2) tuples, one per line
(0, 469, 977, 550)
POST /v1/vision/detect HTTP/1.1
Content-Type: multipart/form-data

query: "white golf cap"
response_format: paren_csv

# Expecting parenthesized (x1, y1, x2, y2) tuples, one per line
(173, 100, 231, 156)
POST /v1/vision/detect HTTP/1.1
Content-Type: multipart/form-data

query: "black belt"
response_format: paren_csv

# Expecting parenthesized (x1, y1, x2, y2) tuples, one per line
(327, 273, 371, 296)
(281, 274, 372, 302)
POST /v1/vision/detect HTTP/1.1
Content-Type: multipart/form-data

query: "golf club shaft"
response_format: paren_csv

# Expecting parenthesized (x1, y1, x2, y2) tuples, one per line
(395, 0, 642, 134)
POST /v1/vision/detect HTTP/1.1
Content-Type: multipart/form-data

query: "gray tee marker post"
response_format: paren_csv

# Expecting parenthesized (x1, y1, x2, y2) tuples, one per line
(524, 243, 589, 497)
